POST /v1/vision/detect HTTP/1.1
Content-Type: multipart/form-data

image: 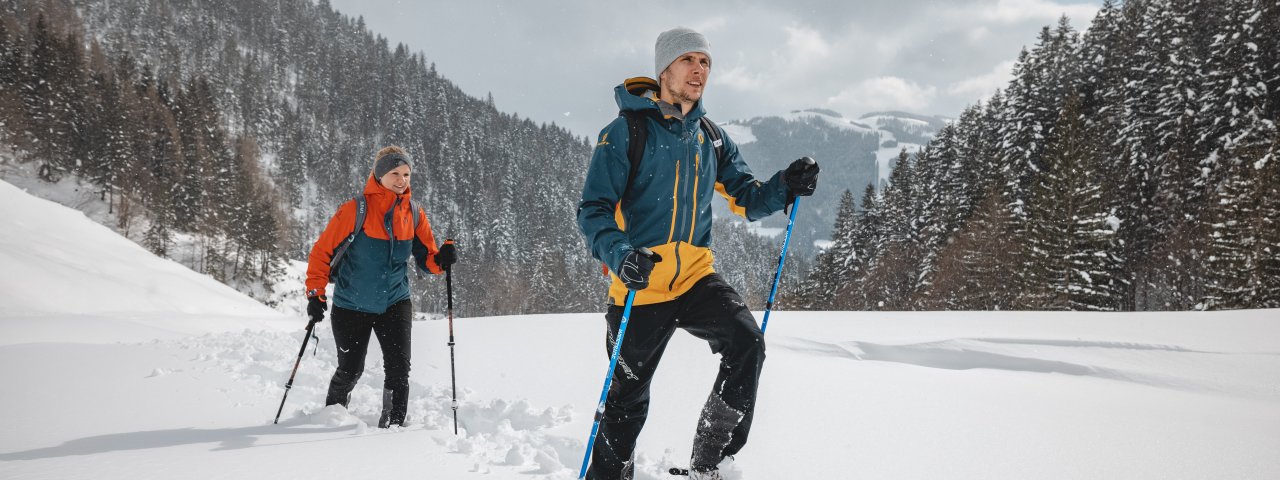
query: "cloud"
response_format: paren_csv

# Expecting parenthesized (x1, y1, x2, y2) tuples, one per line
(784, 24, 831, 60)
(692, 17, 729, 33)
(827, 77, 938, 112)
(978, 0, 1100, 24)
(968, 26, 992, 42)
(329, 0, 1104, 135)
(714, 63, 765, 92)
(946, 59, 1017, 101)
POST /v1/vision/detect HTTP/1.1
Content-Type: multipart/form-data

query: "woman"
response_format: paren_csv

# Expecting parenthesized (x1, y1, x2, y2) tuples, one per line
(304, 145, 457, 428)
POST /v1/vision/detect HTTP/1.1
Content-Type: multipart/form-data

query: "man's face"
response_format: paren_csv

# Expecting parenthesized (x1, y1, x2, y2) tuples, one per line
(660, 52, 710, 106)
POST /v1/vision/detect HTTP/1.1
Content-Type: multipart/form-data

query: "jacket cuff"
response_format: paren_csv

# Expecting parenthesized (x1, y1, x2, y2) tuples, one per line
(607, 242, 634, 277)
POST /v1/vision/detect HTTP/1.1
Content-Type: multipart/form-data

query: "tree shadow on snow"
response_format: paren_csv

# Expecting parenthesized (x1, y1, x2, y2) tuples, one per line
(0, 419, 355, 461)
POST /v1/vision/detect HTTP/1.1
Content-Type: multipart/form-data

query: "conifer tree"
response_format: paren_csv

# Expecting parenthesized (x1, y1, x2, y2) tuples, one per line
(1023, 94, 1120, 310)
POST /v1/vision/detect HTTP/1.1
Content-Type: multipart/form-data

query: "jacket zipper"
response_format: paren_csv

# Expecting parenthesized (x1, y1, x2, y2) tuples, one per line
(689, 151, 700, 243)
(669, 126, 697, 291)
(387, 197, 402, 263)
(667, 159, 680, 243)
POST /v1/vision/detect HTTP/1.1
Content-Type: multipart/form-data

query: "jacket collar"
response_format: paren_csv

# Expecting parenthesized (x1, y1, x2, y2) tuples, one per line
(614, 76, 707, 125)
(363, 174, 411, 209)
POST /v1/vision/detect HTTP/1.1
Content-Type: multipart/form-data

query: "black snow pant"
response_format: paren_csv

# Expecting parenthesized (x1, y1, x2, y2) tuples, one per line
(325, 298, 413, 428)
(586, 274, 765, 480)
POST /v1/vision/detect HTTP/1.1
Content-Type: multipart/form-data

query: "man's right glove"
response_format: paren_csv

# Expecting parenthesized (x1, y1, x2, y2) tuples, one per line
(617, 247, 663, 291)
(306, 291, 328, 323)
(783, 156, 820, 197)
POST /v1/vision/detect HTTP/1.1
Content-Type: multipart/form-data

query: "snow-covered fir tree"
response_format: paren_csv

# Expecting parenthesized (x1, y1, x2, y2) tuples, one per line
(792, 0, 1278, 311)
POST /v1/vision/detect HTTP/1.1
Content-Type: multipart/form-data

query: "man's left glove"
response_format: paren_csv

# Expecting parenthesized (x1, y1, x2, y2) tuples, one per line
(435, 240, 457, 269)
(306, 291, 327, 323)
(783, 156, 820, 197)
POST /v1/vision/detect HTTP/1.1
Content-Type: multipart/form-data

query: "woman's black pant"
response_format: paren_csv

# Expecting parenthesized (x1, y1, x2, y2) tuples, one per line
(587, 274, 766, 480)
(325, 299, 413, 428)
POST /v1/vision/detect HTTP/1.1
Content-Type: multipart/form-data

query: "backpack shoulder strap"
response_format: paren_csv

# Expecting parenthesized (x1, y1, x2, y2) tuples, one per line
(409, 199, 420, 231)
(329, 195, 366, 269)
(699, 116, 729, 169)
(619, 109, 654, 201)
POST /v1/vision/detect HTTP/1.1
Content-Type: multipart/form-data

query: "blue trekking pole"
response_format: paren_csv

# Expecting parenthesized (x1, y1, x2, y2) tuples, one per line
(761, 195, 801, 334)
(579, 289, 637, 479)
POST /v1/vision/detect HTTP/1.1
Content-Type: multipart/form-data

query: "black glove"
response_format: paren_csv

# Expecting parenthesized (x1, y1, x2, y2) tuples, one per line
(783, 156, 820, 197)
(307, 292, 328, 323)
(435, 240, 457, 269)
(617, 247, 663, 291)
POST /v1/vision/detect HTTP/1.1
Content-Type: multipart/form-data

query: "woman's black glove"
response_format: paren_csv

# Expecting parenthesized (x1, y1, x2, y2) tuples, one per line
(306, 292, 327, 323)
(435, 240, 457, 269)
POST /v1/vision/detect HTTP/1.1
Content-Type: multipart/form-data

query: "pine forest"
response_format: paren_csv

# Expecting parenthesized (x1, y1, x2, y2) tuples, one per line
(1, 0, 1275, 314)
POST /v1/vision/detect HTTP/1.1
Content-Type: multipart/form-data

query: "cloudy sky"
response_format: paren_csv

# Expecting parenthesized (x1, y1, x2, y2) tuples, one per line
(328, 0, 1103, 138)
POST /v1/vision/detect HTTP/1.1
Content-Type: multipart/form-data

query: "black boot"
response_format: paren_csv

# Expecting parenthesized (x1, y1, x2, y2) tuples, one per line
(325, 368, 360, 407)
(377, 387, 409, 428)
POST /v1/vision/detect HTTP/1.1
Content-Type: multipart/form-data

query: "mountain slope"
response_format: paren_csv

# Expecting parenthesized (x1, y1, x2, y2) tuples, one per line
(0, 178, 288, 345)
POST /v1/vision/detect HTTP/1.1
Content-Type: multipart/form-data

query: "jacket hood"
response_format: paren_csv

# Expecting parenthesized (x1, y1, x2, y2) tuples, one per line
(364, 172, 412, 205)
(613, 77, 707, 121)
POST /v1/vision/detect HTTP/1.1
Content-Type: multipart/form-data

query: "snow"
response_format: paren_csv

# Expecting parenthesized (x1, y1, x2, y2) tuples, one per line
(0, 179, 286, 344)
(877, 143, 925, 185)
(744, 224, 783, 239)
(779, 110, 878, 134)
(719, 122, 756, 145)
(859, 113, 933, 130)
(2, 179, 1280, 479)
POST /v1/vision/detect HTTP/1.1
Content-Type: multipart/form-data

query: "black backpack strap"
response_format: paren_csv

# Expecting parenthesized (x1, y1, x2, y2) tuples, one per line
(699, 116, 729, 170)
(619, 109, 654, 201)
(329, 195, 367, 269)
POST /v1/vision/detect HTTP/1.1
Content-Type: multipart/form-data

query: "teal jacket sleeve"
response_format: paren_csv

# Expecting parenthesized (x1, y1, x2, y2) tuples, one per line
(577, 118, 635, 274)
(713, 129, 790, 221)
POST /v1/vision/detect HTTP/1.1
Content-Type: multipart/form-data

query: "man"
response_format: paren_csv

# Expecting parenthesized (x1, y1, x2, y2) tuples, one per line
(577, 27, 820, 480)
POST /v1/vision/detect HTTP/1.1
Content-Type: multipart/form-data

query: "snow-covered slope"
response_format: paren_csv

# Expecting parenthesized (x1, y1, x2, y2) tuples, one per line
(0, 179, 289, 345)
(1, 180, 1278, 479)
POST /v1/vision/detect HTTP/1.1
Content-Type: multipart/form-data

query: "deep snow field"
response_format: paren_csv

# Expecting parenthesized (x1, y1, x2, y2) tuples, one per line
(2, 178, 1278, 480)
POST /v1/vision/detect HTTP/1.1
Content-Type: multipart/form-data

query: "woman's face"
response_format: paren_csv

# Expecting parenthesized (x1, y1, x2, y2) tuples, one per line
(379, 164, 411, 194)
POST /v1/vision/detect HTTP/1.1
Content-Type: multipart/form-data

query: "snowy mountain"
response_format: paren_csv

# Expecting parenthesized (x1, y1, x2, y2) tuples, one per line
(0, 0, 606, 317)
(2, 178, 1278, 479)
(717, 109, 946, 256)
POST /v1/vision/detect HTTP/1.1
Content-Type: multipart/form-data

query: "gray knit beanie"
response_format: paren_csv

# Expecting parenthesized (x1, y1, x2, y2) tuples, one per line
(655, 27, 712, 80)
(373, 146, 412, 179)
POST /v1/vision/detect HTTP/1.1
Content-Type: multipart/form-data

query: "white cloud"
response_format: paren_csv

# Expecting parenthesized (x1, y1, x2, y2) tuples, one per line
(692, 17, 729, 33)
(979, 0, 1100, 24)
(946, 59, 1017, 100)
(331, 0, 1104, 135)
(784, 24, 831, 60)
(827, 77, 938, 113)
(714, 64, 765, 92)
(968, 26, 992, 42)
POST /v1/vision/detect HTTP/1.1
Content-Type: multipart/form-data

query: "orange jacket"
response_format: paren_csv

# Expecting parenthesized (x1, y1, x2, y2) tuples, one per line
(306, 174, 444, 313)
